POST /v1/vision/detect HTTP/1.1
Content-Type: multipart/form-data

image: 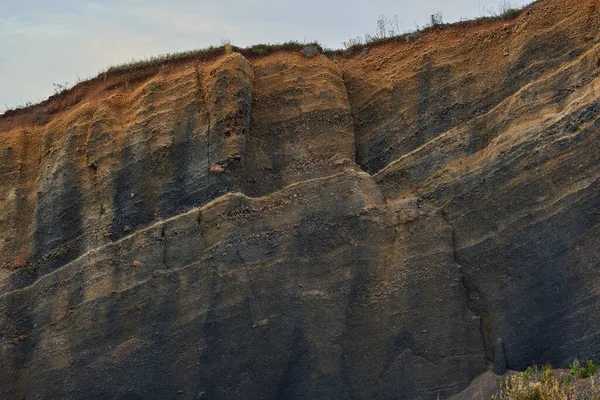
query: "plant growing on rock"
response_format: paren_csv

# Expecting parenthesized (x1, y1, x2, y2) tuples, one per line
(493, 360, 600, 400)
(570, 359, 597, 379)
(52, 82, 70, 95)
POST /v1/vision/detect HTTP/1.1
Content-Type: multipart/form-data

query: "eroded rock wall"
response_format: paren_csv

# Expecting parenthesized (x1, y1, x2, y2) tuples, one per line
(1, 0, 600, 398)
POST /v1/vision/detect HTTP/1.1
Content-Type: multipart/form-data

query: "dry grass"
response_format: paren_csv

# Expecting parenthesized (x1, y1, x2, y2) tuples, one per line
(103, 41, 324, 75)
(493, 363, 600, 400)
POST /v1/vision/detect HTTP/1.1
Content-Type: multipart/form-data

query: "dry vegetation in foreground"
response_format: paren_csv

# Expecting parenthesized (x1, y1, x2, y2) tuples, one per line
(493, 360, 599, 400)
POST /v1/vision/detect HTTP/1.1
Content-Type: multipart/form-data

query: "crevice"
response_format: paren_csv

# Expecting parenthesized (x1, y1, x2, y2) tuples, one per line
(458, 266, 491, 364)
(337, 66, 369, 176)
(195, 65, 211, 173)
(244, 263, 260, 324)
(443, 211, 493, 366)
(160, 225, 167, 268)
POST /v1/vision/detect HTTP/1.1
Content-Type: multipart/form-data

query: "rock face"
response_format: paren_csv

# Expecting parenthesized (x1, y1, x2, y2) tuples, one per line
(2, 0, 600, 398)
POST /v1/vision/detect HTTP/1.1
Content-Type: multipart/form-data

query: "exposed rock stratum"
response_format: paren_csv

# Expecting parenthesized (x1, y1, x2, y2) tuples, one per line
(2, 0, 600, 398)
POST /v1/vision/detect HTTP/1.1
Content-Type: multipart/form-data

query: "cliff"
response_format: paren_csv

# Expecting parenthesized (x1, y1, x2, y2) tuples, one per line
(2, 0, 600, 398)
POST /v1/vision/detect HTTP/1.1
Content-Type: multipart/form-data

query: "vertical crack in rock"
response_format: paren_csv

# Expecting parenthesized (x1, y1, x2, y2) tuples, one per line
(335, 60, 379, 178)
(445, 214, 493, 366)
(195, 65, 212, 173)
(336, 66, 365, 175)
(458, 265, 492, 364)
(161, 225, 167, 268)
(195, 209, 208, 250)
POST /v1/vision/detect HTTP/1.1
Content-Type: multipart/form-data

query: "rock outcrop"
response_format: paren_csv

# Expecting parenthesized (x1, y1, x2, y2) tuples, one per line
(2, 0, 600, 398)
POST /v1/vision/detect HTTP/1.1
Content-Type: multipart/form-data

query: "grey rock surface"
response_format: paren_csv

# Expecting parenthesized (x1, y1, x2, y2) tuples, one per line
(1, 0, 600, 398)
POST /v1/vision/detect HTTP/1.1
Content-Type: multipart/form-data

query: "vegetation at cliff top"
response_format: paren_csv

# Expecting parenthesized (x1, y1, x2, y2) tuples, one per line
(104, 1, 534, 74)
(2, 0, 537, 114)
(102, 41, 324, 74)
(493, 360, 599, 400)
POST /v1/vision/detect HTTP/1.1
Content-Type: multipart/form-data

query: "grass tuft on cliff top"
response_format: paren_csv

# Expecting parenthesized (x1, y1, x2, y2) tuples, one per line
(103, 41, 324, 75)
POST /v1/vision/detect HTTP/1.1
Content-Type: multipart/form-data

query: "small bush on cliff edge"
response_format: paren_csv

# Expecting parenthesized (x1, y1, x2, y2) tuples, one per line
(483, 0, 526, 20)
(502, 8, 521, 19)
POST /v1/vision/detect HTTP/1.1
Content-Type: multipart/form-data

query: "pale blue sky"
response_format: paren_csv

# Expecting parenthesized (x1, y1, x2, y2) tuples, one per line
(0, 0, 531, 111)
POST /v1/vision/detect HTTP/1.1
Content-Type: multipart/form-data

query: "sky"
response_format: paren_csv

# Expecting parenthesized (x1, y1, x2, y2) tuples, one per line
(0, 0, 531, 112)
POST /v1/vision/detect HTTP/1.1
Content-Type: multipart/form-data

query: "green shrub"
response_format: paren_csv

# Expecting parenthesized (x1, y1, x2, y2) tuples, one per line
(250, 44, 270, 56)
(501, 8, 521, 19)
(540, 364, 552, 382)
(322, 49, 335, 59)
(570, 359, 597, 379)
(517, 365, 538, 379)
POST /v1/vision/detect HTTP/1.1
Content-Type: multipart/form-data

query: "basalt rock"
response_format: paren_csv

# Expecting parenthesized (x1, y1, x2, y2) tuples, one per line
(1, 0, 600, 398)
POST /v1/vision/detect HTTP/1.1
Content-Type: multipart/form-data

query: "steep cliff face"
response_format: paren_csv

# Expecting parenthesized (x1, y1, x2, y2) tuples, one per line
(2, 0, 600, 398)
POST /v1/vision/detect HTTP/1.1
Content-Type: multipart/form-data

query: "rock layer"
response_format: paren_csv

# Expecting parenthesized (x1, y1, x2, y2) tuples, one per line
(2, 0, 600, 398)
